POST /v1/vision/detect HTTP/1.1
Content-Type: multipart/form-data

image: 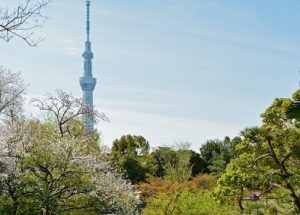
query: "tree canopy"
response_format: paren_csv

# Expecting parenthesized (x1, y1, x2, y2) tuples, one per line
(214, 90, 300, 213)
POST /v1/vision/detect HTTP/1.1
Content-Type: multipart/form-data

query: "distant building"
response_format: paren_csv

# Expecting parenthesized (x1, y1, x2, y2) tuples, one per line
(80, 0, 96, 130)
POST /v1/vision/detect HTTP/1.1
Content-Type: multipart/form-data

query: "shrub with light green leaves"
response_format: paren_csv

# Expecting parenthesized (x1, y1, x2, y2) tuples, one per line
(142, 189, 239, 215)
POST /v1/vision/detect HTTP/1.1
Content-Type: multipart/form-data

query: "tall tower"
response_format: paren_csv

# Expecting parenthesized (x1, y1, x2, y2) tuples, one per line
(80, 0, 96, 130)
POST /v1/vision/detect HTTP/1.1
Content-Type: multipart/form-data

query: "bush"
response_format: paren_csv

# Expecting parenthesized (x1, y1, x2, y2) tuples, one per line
(142, 189, 239, 215)
(136, 174, 216, 200)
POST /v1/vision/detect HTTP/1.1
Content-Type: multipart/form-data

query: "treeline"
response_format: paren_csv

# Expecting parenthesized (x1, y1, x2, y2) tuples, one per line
(110, 135, 242, 214)
(110, 90, 300, 214)
(110, 135, 241, 183)
(1, 68, 300, 214)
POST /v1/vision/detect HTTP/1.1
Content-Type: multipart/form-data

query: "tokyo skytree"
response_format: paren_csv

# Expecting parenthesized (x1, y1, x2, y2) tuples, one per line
(80, 0, 96, 130)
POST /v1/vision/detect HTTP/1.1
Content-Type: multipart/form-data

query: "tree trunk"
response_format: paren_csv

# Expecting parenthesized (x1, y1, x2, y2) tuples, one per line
(238, 197, 244, 211)
(44, 207, 53, 215)
(266, 139, 300, 213)
(286, 182, 300, 213)
(12, 203, 18, 215)
(238, 188, 244, 211)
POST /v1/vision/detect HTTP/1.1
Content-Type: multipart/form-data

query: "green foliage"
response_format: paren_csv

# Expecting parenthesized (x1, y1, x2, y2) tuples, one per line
(164, 149, 192, 183)
(286, 89, 300, 121)
(137, 174, 221, 214)
(243, 188, 297, 215)
(111, 134, 150, 183)
(18, 137, 95, 214)
(200, 139, 222, 168)
(0, 120, 140, 215)
(147, 147, 206, 182)
(261, 97, 293, 129)
(120, 156, 148, 183)
(112, 135, 149, 158)
(294, 144, 300, 159)
(137, 174, 216, 200)
(214, 90, 300, 213)
(189, 150, 207, 176)
(0, 121, 94, 214)
(200, 136, 242, 177)
(208, 153, 227, 177)
(213, 153, 258, 205)
(142, 189, 239, 215)
(147, 147, 177, 177)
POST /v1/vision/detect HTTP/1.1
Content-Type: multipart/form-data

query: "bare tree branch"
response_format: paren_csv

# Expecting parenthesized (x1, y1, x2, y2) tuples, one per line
(31, 90, 108, 137)
(0, 0, 52, 46)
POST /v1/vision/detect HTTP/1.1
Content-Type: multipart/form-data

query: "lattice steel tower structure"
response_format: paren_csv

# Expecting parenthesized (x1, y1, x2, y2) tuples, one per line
(80, 0, 96, 130)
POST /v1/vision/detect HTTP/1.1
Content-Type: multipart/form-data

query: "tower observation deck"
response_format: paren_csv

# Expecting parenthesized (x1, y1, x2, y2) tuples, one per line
(80, 0, 96, 130)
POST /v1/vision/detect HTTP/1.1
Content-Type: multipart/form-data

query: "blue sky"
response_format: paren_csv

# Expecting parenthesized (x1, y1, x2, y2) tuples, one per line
(1, 0, 300, 150)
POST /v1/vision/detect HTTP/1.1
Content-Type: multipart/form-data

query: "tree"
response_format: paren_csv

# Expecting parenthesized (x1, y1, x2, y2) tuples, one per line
(164, 149, 192, 183)
(287, 90, 300, 160)
(199, 139, 222, 171)
(0, 118, 140, 215)
(208, 136, 242, 177)
(188, 150, 207, 177)
(111, 135, 150, 183)
(0, 90, 140, 214)
(31, 89, 107, 138)
(0, 67, 26, 120)
(112, 135, 150, 158)
(258, 93, 300, 212)
(208, 152, 227, 178)
(119, 156, 148, 184)
(147, 145, 206, 181)
(286, 90, 300, 120)
(214, 90, 300, 213)
(147, 143, 198, 183)
(213, 151, 259, 211)
(200, 137, 241, 176)
(0, 0, 52, 46)
(147, 147, 177, 177)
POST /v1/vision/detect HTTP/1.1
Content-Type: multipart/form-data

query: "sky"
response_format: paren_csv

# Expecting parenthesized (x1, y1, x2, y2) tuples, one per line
(1, 0, 300, 151)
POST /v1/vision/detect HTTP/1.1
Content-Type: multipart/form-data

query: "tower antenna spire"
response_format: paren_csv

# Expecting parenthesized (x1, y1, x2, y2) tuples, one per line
(86, 0, 91, 42)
